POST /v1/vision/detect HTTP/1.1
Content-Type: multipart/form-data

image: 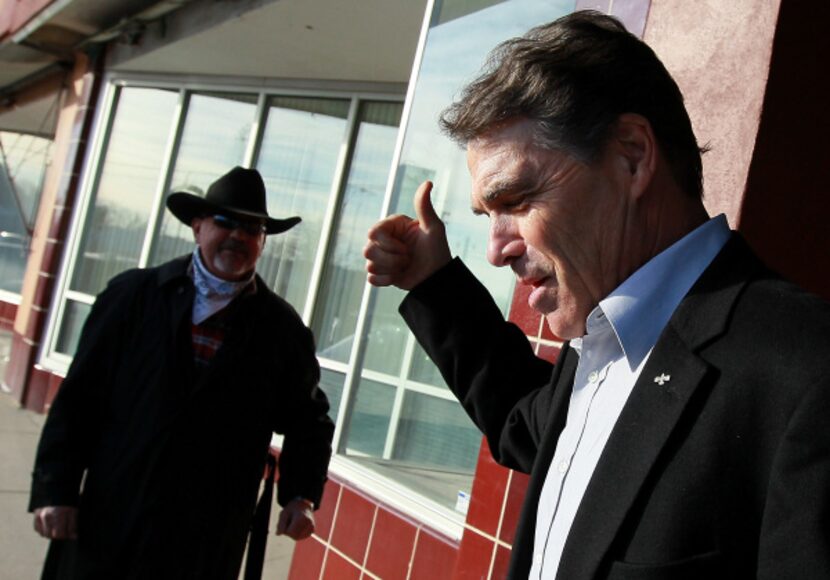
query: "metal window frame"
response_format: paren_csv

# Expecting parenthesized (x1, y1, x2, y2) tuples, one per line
(37, 0, 477, 539)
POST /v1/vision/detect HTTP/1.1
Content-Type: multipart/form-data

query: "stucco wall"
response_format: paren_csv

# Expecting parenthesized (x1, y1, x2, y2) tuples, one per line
(644, 0, 781, 226)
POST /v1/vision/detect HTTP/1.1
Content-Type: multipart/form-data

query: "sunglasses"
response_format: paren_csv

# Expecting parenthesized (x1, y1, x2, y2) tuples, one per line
(211, 214, 266, 236)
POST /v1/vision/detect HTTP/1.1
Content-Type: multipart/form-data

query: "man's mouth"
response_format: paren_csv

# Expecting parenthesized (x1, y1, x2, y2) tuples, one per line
(220, 243, 248, 257)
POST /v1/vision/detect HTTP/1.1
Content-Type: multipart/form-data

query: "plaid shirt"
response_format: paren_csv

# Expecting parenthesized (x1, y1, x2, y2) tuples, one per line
(190, 280, 256, 368)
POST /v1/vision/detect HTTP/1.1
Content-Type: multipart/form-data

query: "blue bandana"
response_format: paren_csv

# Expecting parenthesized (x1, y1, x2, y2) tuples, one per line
(190, 247, 253, 323)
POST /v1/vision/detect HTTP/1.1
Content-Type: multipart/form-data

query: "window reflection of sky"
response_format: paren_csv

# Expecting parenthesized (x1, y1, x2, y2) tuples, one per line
(167, 93, 256, 194)
(395, 0, 575, 311)
(355, 1, 578, 483)
(95, 88, 178, 221)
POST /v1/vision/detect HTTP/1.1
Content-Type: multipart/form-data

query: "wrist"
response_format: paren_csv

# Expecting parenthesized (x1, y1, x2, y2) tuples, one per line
(292, 496, 314, 509)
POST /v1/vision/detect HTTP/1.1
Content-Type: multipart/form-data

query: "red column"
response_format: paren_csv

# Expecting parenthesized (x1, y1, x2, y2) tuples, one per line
(4, 52, 103, 412)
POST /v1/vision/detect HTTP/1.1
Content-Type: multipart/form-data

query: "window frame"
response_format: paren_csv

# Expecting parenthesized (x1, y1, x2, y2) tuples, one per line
(38, 69, 477, 538)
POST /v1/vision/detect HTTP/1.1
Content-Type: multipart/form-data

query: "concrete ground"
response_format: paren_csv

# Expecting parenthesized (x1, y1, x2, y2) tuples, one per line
(0, 330, 297, 579)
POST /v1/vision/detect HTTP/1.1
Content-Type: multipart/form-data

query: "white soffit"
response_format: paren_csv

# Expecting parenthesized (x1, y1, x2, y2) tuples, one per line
(110, 0, 429, 84)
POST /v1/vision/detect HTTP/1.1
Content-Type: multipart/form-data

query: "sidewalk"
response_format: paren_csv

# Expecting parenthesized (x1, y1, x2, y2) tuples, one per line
(0, 376, 49, 579)
(0, 330, 297, 579)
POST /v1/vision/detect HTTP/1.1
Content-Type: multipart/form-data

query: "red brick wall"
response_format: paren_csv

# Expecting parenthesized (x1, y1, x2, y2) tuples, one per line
(289, 475, 460, 580)
(0, 300, 16, 331)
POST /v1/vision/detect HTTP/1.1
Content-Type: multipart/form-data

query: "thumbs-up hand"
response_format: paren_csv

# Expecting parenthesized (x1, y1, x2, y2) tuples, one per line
(364, 181, 452, 290)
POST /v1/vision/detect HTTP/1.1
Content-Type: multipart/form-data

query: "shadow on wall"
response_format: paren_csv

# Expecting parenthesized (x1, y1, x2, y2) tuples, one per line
(738, 0, 830, 302)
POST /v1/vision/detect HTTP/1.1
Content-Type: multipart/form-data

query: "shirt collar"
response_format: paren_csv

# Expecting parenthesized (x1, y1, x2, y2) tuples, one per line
(190, 246, 255, 298)
(596, 214, 731, 371)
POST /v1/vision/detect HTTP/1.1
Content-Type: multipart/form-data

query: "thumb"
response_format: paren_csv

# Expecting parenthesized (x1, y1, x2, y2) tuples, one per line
(413, 181, 441, 231)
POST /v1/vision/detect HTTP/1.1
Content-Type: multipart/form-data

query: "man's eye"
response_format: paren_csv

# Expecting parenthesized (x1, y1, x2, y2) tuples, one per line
(501, 197, 527, 210)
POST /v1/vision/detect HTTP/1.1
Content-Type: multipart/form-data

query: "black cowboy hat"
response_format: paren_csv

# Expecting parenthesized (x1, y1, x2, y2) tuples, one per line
(166, 166, 301, 235)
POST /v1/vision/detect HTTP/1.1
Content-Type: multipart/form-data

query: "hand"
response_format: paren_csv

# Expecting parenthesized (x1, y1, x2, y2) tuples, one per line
(276, 498, 315, 540)
(364, 180, 452, 290)
(33, 506, 79, 540)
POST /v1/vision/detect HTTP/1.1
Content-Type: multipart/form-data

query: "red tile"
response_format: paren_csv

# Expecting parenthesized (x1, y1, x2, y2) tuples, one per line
(498, 472, 529, 545)
(492, 544, 513, 579)
(288, 536, 325, 580)
(330, 487, 375, 565)
(23, 366, 50, 413)
(322, 550, 361, 580)
(40, 239, 65, 277)
(4, 333, 33, 402)
(466, 440, 510, 537)
(453, 528, 495, 580)
(44, 373, 64, 412)
(365, 507, 417, 580)
(314, 480, 341, 541)
(23, 306, 45, 343)
(507, 285, 540, 337)
(0, 301, 16, 329)
(540, 319, 563, 343)
(536, 343, 561, 364)
(409, 530, 458, 580)
(48, 205, 70, 240)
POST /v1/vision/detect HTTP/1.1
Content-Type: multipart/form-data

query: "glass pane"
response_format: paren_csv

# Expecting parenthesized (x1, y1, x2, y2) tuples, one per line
(151, 92, 258, 266)
(0, 131, 52, 226)
(0, 132, 52, 294)
(255, 96, 351, 313)
(319, 368, 345, 422)
(393, 392, 479, 471)
(350, 0, 575, 506)
(55, 300, 92, 355)
(344, 377, 395, 457)
(71, 87, 178, 295)
(361, 166, 433, 376)
(0, 230, 27, 294)
(407, 342, 447, 388)
(313, 101, 403, 362)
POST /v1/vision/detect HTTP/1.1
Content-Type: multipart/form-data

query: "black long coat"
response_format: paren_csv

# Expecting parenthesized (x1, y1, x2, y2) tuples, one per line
(30, 255, 334, 579)
(401, 235, 830, 579)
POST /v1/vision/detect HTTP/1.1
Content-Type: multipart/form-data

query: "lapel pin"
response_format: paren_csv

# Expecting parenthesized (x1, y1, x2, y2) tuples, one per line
(654, 373, 671, 386)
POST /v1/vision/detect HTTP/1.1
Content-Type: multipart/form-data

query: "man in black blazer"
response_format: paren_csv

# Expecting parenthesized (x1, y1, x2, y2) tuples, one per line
(364, 11, 830, 580)
(30, 167, 334, 579)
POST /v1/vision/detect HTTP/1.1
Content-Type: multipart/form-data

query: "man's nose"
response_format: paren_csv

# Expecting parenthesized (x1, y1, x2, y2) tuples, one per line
(229, 226, 255, 240)
(486, 215, 524, 267)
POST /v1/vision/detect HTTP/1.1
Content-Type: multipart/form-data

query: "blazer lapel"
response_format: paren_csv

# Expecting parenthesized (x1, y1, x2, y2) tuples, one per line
(555, 327, 713, 579)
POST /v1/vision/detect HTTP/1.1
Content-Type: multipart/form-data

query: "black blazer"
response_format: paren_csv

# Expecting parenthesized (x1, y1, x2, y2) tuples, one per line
(31, 256, 334, 579)
(401, 235, 830, 580)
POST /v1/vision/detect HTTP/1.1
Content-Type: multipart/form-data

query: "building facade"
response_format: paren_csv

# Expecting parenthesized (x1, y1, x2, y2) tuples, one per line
(1, 0, 828, 578)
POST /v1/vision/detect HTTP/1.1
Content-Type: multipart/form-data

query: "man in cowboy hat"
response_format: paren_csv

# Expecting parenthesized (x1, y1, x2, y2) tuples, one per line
(29, 166, 334, 579)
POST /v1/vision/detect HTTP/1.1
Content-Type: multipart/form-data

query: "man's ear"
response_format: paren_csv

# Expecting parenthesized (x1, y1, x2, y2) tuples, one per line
(613, 113, 657, 200)
(191, 217, 204, 241)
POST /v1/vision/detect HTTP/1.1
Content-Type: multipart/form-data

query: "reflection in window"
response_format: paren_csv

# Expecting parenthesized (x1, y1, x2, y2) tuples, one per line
(313, 101, 403, 362)
(345, 377, 395, 457)
(320, 368, 345, 421)
(346, 0, 571, 511)
(70, 87, 178, 296)
(394, 391, 480, 470)
(152, 92, 258, 265)
(256, 97, 351, 313)
(55, 300, 92, 355)
(0, 131, 52, 294)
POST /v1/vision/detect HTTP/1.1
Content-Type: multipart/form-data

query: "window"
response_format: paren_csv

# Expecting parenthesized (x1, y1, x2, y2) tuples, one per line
(332, 0, 574, 516)
(0, 131, 52, 296)
(44, 0, 573, 537)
